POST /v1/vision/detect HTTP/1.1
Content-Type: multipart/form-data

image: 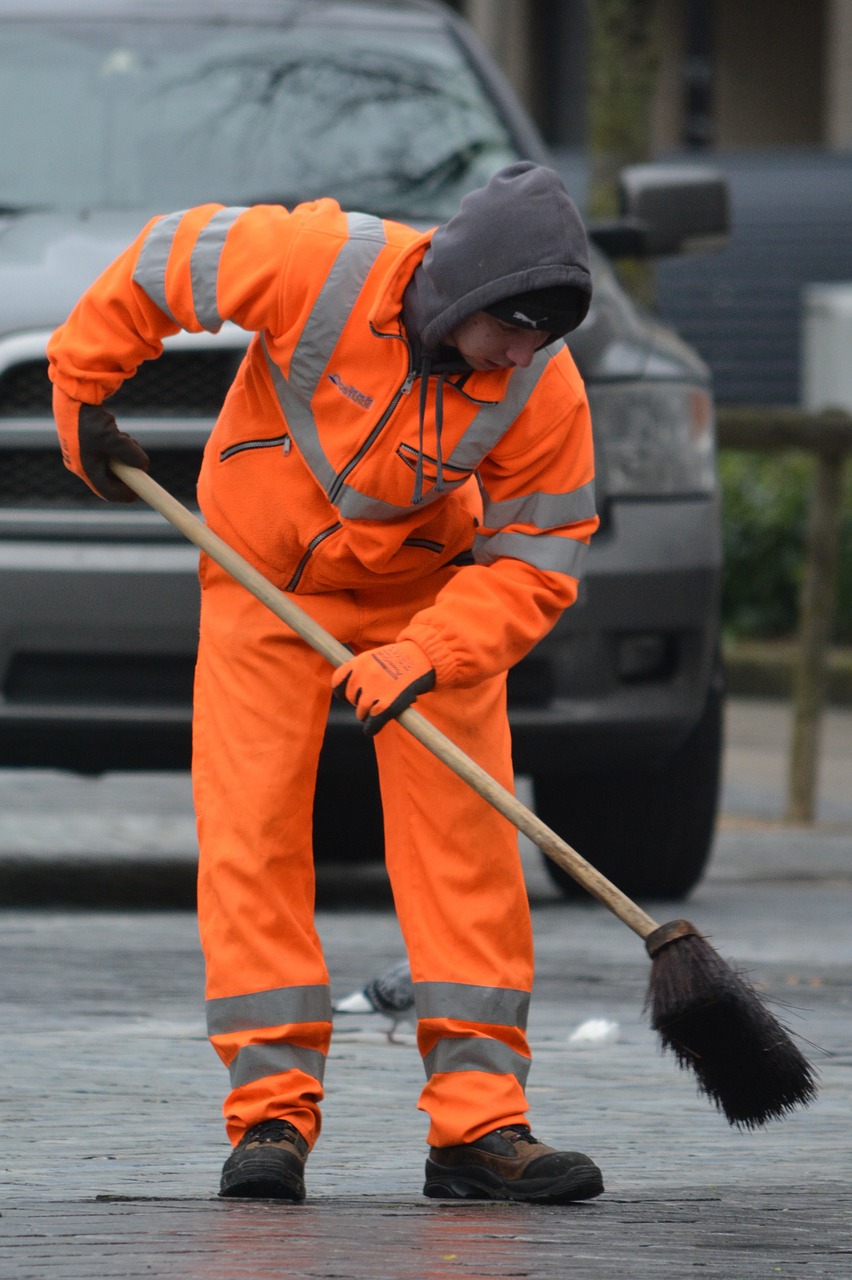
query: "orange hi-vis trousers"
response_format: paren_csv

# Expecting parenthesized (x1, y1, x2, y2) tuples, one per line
(193, 555, 536, 1151)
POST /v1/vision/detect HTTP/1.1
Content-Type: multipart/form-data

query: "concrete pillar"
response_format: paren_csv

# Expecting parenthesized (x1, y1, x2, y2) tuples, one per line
(460, 0, 537, 113)
(825, 0, 852, 148)
(648, 0, 686, 152)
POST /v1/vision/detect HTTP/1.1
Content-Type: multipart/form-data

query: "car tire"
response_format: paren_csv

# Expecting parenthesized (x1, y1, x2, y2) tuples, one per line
(313, 751, 385, 862)
(533, 670, 725, 903)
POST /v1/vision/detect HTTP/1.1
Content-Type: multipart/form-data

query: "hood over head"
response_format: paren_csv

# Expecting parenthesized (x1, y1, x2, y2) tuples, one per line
(403, 161, 592, 353)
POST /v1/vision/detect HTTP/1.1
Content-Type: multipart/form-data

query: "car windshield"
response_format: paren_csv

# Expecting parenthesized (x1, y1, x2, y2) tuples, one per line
(0, 16, 518, 221)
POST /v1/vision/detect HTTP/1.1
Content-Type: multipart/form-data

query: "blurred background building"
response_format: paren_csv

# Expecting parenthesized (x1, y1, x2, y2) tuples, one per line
(450, 0, 852, 153)
(448, 0, 852, 408)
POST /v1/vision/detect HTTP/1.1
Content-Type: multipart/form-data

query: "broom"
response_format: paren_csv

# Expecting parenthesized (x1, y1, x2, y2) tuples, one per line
(111, 461, 818, 1128)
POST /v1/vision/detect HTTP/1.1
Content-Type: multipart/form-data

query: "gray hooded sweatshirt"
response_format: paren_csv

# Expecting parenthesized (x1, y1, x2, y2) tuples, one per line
(400, 161, 592, 501)
(402, 160, 592, 355)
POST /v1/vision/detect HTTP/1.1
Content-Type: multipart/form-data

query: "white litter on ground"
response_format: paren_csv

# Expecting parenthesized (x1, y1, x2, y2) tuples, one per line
(567, 1018, 620, 1047)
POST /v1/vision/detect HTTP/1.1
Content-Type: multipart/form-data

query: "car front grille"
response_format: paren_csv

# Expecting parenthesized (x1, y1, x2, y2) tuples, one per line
(0, 447, 204, 507)
(4, 651, 195, 707)
(0, 352, 240, 417)
(0, 350, 239, 507)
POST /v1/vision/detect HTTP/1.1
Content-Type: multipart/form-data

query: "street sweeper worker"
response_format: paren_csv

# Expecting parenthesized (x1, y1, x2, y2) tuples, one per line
(48, 161, 604, 1205)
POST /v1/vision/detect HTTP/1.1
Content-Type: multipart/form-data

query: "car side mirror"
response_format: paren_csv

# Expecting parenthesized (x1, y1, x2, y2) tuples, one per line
(589, 164, 730, 258)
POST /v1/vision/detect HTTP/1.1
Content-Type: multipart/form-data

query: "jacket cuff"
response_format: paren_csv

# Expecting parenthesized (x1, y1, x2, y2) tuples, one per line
(397, 623, 466, 687)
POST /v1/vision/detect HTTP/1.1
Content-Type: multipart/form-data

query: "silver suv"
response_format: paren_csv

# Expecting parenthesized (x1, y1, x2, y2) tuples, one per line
(0, 0, 728, 899)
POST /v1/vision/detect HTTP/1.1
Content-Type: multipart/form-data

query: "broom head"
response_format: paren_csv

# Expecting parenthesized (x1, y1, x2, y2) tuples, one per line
(645, 920, 818, 1128)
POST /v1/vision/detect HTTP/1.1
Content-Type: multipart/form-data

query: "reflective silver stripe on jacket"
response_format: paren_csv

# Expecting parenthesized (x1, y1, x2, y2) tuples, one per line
(132, 206, 248, 331)
(132, 210, 187, 324)
(480, 477, 596, 533)
(206, 984, 333, 1036)
(442, 348, 553, 474)
(475, 529, 590, 576)
(287, 211, 388, 403)
(422, 1037, 531, 1085)
(260, 210, 400, 514)
(413, 981, 530, 1030)
(264, 347, 410, 519)
(189, 207, 249, 330)
(229, 1043, 327, 1089)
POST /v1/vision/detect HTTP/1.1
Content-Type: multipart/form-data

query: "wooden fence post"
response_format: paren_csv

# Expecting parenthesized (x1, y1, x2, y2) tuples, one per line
(786, 446, 848, 822)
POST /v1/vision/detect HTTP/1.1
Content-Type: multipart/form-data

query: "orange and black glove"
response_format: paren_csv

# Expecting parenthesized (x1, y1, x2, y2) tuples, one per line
(332, 640, 435, 736)
(53, 384, 150, 503)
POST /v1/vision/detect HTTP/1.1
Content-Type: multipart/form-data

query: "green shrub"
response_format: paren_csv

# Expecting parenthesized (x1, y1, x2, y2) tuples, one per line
(720, 450, 852, 644)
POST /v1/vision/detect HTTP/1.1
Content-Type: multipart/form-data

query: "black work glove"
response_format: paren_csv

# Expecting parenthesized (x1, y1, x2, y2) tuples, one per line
(53, 384, 150, 503)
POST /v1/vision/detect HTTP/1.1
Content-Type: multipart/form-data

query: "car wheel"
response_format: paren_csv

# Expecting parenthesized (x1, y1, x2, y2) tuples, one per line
(533, 672, 724, 902)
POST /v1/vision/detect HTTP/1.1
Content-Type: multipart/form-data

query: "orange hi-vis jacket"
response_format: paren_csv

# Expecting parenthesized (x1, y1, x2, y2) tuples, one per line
(48, 198, 598, 687)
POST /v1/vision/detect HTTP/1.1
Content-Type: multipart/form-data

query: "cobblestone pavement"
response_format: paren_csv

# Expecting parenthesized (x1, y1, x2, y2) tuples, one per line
(0, 700, 850, 1277)
(1, 869, 850, 1278)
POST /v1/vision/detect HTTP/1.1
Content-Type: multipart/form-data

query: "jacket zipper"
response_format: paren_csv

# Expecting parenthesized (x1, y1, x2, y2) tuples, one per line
(285, 521, 343, 592)
(220, 433, 290, 461)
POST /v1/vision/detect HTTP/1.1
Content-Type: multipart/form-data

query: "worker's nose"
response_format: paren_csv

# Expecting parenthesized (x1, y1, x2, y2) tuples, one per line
(504, 332, 542, 367)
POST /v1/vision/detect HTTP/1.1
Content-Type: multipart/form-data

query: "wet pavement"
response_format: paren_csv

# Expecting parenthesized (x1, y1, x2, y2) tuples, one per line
(0, 698, 850, 1277)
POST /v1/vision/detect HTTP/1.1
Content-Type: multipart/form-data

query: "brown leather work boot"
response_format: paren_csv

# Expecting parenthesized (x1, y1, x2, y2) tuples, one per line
(219, 1119, 309, 1200)
(423, 1124, 604, 1204)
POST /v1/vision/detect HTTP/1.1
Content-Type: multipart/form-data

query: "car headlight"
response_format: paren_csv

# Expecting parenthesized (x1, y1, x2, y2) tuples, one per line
(588, 381, 716, 497)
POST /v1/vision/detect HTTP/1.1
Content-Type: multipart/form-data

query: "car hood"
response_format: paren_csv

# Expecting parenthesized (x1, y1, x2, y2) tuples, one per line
(0, 208, 164, 339)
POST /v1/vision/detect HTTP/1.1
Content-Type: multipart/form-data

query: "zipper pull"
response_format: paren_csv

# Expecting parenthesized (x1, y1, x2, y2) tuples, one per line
(400, 369, 417, 395)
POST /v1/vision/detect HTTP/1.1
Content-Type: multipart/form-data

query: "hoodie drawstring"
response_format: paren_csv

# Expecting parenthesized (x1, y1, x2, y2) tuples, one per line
(413, 356, 447, 506)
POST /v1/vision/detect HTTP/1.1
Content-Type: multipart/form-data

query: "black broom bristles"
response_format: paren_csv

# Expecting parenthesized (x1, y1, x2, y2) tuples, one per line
(644, 920, 818, 1128)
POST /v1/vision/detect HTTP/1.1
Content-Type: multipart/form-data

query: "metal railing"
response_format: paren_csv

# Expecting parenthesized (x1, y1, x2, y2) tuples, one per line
(717, 406, 852, 822)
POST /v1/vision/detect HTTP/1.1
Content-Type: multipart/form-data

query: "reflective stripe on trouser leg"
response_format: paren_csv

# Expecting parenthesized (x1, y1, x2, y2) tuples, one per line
(206, 986, 332, 1149)
(372, 670, 536, 1147)
(193, 558, 355, 1145)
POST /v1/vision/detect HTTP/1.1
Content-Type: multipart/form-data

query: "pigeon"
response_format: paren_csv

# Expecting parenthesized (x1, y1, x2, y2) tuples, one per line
(333, 959, 414, 1041)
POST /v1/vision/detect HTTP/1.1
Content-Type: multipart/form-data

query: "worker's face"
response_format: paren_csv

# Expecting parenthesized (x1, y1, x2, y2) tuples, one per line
(445, 311, 553, 371)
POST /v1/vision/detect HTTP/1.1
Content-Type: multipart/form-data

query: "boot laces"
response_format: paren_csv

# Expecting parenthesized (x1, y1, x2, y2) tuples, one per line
(495, 1124, 538, 1147)
(242, 1119, 301, 1147)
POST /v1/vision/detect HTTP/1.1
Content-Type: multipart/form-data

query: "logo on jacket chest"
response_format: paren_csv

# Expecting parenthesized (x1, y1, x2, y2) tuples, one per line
(327, 371, 374, 411)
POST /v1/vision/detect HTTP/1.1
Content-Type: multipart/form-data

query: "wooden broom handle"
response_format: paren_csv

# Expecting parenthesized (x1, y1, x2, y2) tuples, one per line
(113, 462, 661, 941)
